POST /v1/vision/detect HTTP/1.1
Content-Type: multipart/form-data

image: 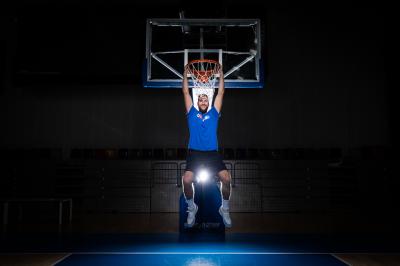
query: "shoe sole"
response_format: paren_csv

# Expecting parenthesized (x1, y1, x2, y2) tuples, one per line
(219, 207, 232, 228)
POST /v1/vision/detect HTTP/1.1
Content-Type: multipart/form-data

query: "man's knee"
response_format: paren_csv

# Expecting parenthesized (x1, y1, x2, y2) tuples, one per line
(218, 170, 231, 184)
(182, 171, 194, 185)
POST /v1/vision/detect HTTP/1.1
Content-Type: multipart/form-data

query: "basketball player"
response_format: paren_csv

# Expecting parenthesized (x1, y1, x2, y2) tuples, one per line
(181, 65, 232, 228)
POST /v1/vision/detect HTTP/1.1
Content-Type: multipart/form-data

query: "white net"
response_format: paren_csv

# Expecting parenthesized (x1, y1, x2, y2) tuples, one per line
(186, 59, 221, 89)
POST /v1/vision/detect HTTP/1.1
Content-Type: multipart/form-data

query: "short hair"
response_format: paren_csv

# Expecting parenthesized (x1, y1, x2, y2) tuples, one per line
(198, 94, 208, 100)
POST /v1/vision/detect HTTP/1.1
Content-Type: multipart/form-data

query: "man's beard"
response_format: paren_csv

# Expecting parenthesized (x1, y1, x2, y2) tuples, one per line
(199, 106, 208, 114)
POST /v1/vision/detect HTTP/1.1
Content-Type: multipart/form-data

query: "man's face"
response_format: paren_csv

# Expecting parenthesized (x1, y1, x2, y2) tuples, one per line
(198, 94, 209, 113)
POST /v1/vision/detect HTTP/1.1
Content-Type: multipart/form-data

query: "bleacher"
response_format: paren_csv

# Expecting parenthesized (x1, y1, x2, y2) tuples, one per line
(0, 147, 394, 220)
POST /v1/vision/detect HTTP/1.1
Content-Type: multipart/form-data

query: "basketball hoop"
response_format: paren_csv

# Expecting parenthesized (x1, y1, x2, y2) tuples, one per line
(186, 59, 221, 112)
(186, 59, 221, 89)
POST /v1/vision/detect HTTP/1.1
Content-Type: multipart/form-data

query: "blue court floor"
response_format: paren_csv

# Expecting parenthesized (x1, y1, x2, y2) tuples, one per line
(56, 253, 346, 266)
(1, 233, 399, 265)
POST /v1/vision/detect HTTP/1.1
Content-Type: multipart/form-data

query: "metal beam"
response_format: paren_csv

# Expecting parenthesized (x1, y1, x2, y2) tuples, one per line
(151, 53, 183, 79)
(150, 18, 259, 27)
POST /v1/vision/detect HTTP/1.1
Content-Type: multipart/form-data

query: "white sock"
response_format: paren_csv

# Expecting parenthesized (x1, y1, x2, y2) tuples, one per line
(222, 199, 230, 210)
(186, 198, 195, 208)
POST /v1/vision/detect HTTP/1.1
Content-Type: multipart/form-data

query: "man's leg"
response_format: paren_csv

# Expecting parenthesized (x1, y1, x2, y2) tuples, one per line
(182, 170, 195, 200)
(218, 170, 231, 201)
(182, 170, 198, 227)
(217, 170, 232, 227)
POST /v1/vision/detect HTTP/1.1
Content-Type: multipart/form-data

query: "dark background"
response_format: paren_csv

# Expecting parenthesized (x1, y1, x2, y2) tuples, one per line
(0, 0, 397, 234)
(1, 1, 390, 151)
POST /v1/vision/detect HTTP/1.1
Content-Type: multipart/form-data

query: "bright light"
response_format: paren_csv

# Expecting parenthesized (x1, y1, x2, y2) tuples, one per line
(185, 257, 217, 266)
(197, 169, 210, 183)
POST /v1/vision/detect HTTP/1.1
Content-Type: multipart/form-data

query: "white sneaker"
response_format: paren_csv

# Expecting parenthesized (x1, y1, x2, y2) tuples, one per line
(219, 206, 232, 228)
(186, 203, 198, 228)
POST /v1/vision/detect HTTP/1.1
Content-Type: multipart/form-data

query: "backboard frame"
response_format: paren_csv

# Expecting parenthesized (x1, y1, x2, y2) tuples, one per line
(143, 18, 264, 89)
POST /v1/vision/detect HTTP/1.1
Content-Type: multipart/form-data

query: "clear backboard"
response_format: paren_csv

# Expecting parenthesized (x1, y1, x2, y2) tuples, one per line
(143, 18, 264, 89)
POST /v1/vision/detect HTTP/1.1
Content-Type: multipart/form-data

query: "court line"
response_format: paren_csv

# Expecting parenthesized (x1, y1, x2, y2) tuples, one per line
(2, 252, 398, 255)
(51, 253, 72, 266)
(330, 254, 352, 266)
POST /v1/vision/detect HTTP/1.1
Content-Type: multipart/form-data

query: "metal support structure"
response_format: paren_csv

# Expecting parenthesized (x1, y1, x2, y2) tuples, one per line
(200, 28, 204, 63)
(1, 198, 73, 233)
(223, 54, 256, 79)
(151, 53, 183, 79)
(149, 18, 259, 27)
(144, 18, 263, 88)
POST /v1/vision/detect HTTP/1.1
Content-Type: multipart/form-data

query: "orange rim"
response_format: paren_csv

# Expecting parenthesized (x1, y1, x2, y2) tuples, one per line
(186, 59, 220, 82)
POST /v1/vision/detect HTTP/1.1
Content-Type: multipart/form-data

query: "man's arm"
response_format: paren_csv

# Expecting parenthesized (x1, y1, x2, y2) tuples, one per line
(214, 68, 224, 113)
(182, 67, 193, 113)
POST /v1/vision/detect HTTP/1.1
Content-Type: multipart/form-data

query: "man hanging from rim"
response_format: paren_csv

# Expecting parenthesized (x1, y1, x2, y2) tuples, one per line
(181, 64, 232, 228)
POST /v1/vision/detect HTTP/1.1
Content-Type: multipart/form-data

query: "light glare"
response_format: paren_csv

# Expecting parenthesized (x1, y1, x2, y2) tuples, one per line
(197, 170, 210, 183)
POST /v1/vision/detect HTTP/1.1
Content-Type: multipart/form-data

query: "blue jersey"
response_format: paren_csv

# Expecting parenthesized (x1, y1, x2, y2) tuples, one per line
(187, 105, 220, 151)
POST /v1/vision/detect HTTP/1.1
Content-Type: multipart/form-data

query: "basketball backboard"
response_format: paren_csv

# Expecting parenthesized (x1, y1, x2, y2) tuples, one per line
(143, 18, 264, 89)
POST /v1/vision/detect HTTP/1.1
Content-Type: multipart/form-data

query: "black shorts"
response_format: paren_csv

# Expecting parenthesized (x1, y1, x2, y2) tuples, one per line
(185, 149, 227, 175)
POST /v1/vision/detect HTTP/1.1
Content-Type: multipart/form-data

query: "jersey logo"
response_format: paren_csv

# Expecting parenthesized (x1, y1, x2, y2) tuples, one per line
(196, 113, 210, 122)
